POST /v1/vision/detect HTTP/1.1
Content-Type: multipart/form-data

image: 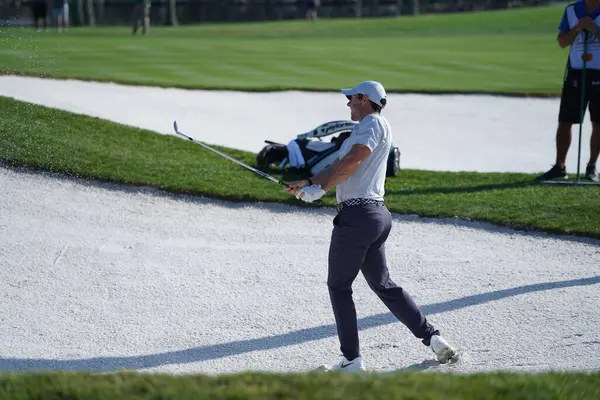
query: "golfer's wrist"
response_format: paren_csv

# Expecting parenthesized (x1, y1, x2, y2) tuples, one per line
(306, 178, 313, 186)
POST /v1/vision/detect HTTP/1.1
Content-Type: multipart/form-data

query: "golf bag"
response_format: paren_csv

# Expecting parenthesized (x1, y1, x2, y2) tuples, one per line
(256, 120, 401, 177)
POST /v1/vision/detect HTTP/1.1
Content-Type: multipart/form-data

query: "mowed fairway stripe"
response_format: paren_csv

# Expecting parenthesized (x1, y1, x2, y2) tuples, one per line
(0, 6, 569, 94)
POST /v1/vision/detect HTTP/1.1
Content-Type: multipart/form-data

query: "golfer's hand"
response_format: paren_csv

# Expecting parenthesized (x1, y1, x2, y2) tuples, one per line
(285, 179, 310, 196)
(296, 184, 326, 203)
(576, 17, 592, 32)
(585, 20, 598, 33)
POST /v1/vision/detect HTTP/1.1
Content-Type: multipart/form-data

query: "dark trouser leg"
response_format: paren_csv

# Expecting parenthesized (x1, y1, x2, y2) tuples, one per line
(132, 4, 141, 34)
(556, 68, 587, 169)
(327, 213, 368, 361)
(328, 205, 440, 361)
(360, 209, 439, 346)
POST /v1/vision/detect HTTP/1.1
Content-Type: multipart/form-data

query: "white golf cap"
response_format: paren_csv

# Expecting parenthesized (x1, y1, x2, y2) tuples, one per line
(341, 81, 387, 108)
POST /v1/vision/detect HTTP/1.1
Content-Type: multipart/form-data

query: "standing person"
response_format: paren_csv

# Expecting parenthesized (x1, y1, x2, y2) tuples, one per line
(52, 0, 69, 32)
(132, 0, 151, 35)
(537, 0, 600, 182)
(31, 0, 48, 32)
(286, 81, 458, 372)
(305, 0, 319, 22)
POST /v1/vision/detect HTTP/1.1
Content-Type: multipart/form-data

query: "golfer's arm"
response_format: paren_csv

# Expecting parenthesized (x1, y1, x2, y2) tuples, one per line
(309, 159, 340, 188)
(558, 29, 600, 45)
(312, 145, 371, 192)
(558, 30, 579, 48)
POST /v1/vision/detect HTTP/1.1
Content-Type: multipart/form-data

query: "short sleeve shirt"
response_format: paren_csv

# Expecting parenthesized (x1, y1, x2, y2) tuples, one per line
(335, 114, 392, 203)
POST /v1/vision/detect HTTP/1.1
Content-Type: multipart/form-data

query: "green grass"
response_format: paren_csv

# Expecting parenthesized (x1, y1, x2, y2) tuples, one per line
(1, 370, 600, 400)
(0, 5, 570, 95)
(2, 96, 599, 238)
(2, 6, 599, 394)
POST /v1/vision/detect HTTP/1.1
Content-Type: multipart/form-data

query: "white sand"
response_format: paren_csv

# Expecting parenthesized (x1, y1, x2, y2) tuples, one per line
(1, 76, 600, 375)
(0, 75, 595, 174)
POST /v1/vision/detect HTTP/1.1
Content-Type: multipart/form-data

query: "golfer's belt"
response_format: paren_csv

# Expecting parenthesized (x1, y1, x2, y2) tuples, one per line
(336, 198, 384, 213)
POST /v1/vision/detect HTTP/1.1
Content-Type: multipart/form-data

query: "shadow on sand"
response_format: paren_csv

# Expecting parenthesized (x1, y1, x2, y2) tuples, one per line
(1, 275, 598, 373)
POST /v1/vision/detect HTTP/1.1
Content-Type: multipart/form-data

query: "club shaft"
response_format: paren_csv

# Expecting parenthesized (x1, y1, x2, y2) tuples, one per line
(174, 126, 289, 187)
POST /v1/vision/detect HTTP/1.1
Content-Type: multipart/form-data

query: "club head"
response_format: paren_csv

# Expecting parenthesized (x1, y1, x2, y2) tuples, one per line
(173, 120, 178, 133)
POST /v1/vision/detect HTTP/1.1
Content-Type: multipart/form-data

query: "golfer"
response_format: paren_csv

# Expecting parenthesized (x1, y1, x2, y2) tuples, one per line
(286, 81, 458, 371)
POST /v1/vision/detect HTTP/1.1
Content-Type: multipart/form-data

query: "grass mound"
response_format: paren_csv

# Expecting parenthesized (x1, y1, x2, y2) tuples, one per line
(2, 96, 599, 238)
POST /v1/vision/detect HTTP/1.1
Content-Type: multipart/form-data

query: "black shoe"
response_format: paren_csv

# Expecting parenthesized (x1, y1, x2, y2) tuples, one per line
(536, 164, 568, 181)
(585, 164, 599, 182)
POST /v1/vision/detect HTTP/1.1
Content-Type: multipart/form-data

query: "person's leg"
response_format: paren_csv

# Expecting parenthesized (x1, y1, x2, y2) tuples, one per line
(327, 206, 382, 362)
(63, 3, 69, 31)
(586, 75, 600, 181)
(359, 207, 439, 345)
(586, 124, 600, 181)
(132, 4, 141, 34)
(327, 223, 367, 361)
(32, 3, 41, 31)
(589, 122, 600, 167)
(56, 8, 64, 31)
(142, 2, 150, 34)
(555, 122, 573, 169)
(42, 3, 48, 30)
(360, 205, 458, 363)
(537, 68, 583, 180)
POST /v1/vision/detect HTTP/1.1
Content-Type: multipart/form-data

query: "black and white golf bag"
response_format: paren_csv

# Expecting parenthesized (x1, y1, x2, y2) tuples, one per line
(256, 120, 401, 177)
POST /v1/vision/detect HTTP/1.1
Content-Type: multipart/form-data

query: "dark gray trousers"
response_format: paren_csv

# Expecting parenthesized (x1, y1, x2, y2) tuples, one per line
(328, 203, 439, 361)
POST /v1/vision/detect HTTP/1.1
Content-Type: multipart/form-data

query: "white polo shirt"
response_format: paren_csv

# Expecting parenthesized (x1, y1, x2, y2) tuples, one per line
(335, 114, 392, 203)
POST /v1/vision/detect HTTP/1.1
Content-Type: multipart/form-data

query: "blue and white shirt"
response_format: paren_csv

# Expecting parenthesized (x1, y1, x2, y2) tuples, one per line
(558, 1, 600, 70)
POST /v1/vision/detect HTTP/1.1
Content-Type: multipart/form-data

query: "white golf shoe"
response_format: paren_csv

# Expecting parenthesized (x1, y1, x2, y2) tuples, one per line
(318, 356, 366, 372)
(430, 335, 459, 364)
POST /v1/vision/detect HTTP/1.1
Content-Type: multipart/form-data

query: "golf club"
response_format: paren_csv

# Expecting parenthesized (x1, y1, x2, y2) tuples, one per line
(173, 121, 324, 204)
